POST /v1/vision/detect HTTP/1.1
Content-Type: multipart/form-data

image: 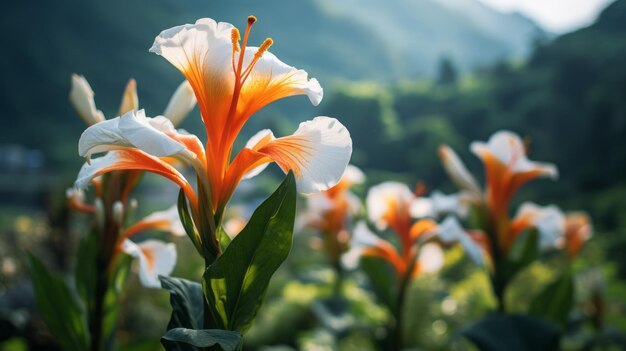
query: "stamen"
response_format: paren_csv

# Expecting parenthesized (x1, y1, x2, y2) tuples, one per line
(231, 28, 241, 72)
(231, 28, 241, 52)
(248, 15, 257, 25)
(241, 38, 273, 81)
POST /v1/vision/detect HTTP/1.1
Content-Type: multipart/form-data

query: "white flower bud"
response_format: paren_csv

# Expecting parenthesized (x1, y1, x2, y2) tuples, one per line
(69, 74, 106, 126)
(163, 80, 197, 126)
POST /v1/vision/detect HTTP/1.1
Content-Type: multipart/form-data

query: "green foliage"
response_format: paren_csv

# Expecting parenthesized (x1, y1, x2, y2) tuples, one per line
(359, 256, 398, 311)
(162, 329, 242, 351)
(204, 172, 297, 333)
(461, 314, 561, 351)
(160, 277, 204, 331)
(529, 268, 575, 328)
(27, 253, 89, 351)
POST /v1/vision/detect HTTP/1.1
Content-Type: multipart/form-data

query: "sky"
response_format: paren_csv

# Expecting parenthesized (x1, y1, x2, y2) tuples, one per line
(477, 0, 616, 33)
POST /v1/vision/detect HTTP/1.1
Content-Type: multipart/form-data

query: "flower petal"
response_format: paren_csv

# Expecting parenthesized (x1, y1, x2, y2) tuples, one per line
(256, 117, 352, 193)
(240, 48, 323, 111)
(513, 202, 565, 250)
(163, 80, 197, 126)
(69, 74, 105, 126)
(78, 110, 203, 166)
(438, 216, 484, 266)
(123, 205, 186, 238)
(122, 239, 177, 288)
(470, 130, 558, 179)
(118, 78, 138, 115)
(417, 243, 445, 274)
(366, 181, 414, 230)
(150, 18, 235, 131)
(438, 144, 481, 196)
(75, 150, 197, 206)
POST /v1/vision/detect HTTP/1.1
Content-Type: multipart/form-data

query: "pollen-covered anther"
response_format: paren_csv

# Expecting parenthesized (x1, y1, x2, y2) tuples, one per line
(255, 38, 273, 59)
(247, 15, 257, 25)
(241, 38, 274, 81)
(231, 28, 241, 52)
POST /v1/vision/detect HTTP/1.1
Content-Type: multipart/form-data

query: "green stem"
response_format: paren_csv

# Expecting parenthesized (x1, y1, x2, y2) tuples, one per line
(391, 272, 411, 351)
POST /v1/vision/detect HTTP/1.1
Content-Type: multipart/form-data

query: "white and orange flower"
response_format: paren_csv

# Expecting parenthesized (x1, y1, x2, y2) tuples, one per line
(75, 17, 352, 256)
(116, 204, 185, 288)
(344, 182, 439, 278)
(559, 212, 593, 258)
(470, 131, 557, 217)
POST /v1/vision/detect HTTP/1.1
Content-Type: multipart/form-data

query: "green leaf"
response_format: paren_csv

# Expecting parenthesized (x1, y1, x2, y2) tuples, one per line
(178, 189, 206, 258)
(529, 268, 574, 328)
(103, 253, 132, 349)
(27, 253, 89, 351)
(75, 230, 98, 318)
(360, 256, 398, 312)
(217, 225, 232, 253)
(160, 276, 205, 330)
(203, 172, 297, 333)
(502, 229, 539, 281)
(162, 328, 242, 351)
(460, 314, 561, 351)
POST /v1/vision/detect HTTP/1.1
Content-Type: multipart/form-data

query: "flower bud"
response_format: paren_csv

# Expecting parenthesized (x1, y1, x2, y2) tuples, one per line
(163, 80, 197, 126)
(69, 74, 105, 126)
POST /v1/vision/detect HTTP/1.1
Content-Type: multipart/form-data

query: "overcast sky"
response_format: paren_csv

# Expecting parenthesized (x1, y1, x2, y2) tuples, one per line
(477, 0, 615, 33)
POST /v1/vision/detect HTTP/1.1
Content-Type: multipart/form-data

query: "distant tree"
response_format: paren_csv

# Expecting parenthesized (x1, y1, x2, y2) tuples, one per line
(436, 56, 458, 86)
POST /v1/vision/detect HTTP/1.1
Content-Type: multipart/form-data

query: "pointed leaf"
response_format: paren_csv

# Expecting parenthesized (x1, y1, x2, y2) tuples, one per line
(529, 269, 574, 328)
(27, 253, 89, 351)
(160, 276, 204, 330)
(162, 328, 242, 351)
(203, 172, 297, 333)
(178, 189, 205, 257)
(461, 314, 560, 351)
(360, 256, 398, 312)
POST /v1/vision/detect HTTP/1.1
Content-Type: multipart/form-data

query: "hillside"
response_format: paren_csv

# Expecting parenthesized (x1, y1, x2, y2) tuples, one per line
(0, 0, 547, 169)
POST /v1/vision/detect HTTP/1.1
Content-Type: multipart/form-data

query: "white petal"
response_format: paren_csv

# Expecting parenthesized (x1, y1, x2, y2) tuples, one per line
(438, 216, 484, 266)
(78, 110, 187, 160)
(470, 130, 558, 179)
(243, 48, 323, 106)
(515, 202, 565, 250)
(149, 18, 234, 83)
(163, 80, 197, 126)
(261, 117, 352, 193)
(341, 221, 381, 270)
(122, 239, 177, 288)
(341, 164, 365, 186)
(69, 74, 105, 126)
(75, 151, 123, 189)
(431, 191, 468, 218)
(142, 205, 186, 237)
(438, 145, 481, 196)
(418, 243, 445, 274)
(118, 110, 186, 157)
(366, 182, 414, 230)
(410, 197, 436, 218)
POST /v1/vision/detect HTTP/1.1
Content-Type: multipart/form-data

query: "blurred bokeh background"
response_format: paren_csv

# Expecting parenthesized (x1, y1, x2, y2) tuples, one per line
(1, 0, 625, 350)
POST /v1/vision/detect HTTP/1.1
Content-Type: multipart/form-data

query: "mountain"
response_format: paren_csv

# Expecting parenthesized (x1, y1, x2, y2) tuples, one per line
(0, 0, 546, 169)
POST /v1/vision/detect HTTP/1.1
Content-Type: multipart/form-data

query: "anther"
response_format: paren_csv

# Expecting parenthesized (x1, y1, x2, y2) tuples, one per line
(247, 15, 257, 25)
(231, 28, 241, 52)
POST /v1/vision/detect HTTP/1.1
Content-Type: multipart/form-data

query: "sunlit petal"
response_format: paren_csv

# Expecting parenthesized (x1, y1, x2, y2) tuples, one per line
(438, 216, 484, 266)
(118, 79, 139, 115)
(69, 74, 105, 126)
(366, 181, 414, 230)
(239, 48, 323, 114)
(512, 202, 565, 250)
(417, 243, 445, 274)
(438, 144, 481, 196)
(75, 150, 197, 206)
(256, 117, 352, 193)
(122, 239, 177, 288)
(163, 80, 197, 126)
(470, 130, 558, 178)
